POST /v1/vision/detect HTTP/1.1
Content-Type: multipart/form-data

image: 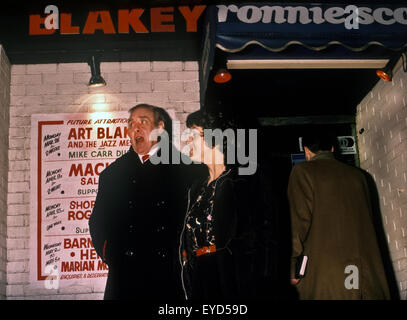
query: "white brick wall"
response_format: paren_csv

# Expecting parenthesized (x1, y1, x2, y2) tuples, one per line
(357, 60, 407, 300)
(0, 45, 11, 300)
(6, 60, 200, 299)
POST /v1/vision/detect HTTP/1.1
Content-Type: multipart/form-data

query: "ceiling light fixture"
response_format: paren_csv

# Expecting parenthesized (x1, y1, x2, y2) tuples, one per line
(88, 55, 106, 87)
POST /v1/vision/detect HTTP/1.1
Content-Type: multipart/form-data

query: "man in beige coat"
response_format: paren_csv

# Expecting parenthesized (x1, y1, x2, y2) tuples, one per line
(288, 132, 390, 299)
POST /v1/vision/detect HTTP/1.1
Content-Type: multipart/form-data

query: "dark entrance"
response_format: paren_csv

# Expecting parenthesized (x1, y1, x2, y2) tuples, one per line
(203, 58, 382, 298)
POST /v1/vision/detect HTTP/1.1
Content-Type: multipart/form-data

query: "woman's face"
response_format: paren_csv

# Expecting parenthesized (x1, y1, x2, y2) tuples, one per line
(187, 125, 207, 163)
(187, 125, 225, 166)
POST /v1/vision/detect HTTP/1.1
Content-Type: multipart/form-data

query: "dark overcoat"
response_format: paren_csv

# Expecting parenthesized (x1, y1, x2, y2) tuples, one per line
(287, 152, 390, 299)
(89, 146, 206, 299)
(179, 166, 280, 299)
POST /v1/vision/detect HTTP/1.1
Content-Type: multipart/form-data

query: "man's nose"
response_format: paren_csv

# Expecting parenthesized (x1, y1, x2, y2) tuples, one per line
(128, 124, 140, 138)
(130, 122, 142, 132)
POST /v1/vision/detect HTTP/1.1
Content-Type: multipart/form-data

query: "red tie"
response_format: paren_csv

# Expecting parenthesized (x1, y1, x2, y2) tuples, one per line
(142, 154, 150, 163)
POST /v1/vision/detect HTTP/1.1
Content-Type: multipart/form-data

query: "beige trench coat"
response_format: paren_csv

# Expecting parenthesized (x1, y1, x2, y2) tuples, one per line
(287, 152, 390, 299)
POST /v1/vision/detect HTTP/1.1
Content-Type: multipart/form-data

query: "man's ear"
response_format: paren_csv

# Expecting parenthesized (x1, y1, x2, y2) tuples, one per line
(330, 146, 335, 153)
(157, 120, 165, 131)
(304, 146, 312, 161)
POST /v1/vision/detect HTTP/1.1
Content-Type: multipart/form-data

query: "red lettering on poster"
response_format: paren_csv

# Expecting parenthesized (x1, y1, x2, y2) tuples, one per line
(68, 162, 109, 177)
(64, 237, 93, 249)
(97, 127, 128, 139)
(68, 210, 92, 220)
(69, 200, 95, 210)
(68, 127, 92, 140)
(80, 249, 98, 260)
(61, 260, 95, 272)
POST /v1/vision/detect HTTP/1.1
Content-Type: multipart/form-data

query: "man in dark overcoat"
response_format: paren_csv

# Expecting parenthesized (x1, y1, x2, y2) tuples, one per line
(89, 104, 206, 299)
(288, 131, 390, 299)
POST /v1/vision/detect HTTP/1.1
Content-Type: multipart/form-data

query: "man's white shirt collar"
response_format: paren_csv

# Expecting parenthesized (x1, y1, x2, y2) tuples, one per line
(138, 144, 160, 163)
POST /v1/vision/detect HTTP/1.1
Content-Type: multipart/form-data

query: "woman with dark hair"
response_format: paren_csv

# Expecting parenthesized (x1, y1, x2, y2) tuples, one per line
(178, 109, 277, 300)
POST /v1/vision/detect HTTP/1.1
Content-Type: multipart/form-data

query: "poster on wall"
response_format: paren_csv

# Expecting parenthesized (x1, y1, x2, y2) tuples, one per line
(29, 111, 130, 288)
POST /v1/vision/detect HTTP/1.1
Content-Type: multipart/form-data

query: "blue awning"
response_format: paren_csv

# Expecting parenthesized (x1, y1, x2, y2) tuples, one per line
(214, 3, 407, 53)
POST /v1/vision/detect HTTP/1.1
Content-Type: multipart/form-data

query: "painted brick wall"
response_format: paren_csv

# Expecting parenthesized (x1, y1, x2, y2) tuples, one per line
(7, 60, 200, 299)
(0, 46, 10, 300)
(356, 61, 407, 300)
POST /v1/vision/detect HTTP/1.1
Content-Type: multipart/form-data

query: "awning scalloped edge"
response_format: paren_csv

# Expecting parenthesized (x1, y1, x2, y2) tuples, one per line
(215, 40, 407, 53)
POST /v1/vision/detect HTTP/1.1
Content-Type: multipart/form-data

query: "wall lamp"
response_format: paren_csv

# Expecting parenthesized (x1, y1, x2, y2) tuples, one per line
(213, 68, 232, 83)
(376, 52, 407, 82)
(88, 55, 106, 87)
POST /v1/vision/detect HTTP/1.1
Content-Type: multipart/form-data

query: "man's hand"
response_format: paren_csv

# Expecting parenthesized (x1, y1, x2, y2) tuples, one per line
(290, 278, 300, 286)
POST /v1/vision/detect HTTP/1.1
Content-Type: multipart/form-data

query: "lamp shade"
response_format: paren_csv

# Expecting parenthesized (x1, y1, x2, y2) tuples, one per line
(376, 54, 400, 82)
(88, 55, 106, 87)
(376, 69, 392, 82)
(213, 68, 232, 83)
(88, 74, 106, 87)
